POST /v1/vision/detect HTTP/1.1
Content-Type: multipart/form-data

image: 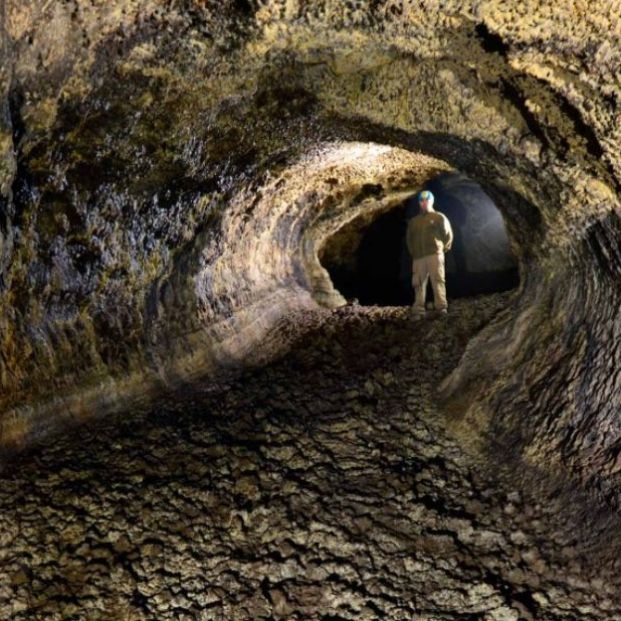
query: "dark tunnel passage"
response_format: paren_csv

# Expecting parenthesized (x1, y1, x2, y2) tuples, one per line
(3, 1, 621, 618)
(321, 172, 520, 306)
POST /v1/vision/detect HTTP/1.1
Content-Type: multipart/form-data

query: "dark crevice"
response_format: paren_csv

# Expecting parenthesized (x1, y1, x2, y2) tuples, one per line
(233, 0, 255, 16)
(7, 88, 26, 147)
(476, 22, 610, 180)
(353, 183, 384, 203)
(499, 78, 550, 150)
(538, 80, 621, 193)
(511, 589, 541, 618)
(7, 88, 33, 230)
(475, 22, 509, 57)
(553, 88, 605, 159)
(501, 75, 619, 191)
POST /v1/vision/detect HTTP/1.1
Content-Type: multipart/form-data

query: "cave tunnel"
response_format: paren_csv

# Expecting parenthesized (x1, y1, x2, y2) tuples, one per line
(320, 172, 520, 306)
(1, 1, 621, 619)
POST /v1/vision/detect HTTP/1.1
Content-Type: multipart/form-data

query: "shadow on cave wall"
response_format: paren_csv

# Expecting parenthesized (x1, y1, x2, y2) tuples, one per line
(323, 172, 520, 306)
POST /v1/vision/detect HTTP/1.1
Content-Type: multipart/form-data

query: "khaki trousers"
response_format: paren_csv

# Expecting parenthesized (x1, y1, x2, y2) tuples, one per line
(412, 253, 447, 311)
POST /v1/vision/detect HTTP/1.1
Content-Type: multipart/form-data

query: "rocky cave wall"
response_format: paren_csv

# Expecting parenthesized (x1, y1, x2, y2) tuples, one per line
(0, 0, 620, 500)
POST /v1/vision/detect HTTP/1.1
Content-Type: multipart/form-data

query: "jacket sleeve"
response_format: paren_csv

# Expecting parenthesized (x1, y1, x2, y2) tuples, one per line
(441, 214, 453, 251)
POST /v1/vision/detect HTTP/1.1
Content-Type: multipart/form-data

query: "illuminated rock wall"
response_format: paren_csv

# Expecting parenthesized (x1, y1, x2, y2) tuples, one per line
(0, 1, 619, 500)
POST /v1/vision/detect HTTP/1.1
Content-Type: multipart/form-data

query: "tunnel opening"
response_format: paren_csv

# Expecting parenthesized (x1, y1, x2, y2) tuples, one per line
(320, 172, 520, 306)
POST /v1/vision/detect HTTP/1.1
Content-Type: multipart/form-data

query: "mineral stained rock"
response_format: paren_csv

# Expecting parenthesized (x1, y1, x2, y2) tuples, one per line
(1, 1, 621, 616)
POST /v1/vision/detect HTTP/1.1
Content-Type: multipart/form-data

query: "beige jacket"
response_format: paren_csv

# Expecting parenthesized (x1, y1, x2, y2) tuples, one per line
(406, 209, 453, 260)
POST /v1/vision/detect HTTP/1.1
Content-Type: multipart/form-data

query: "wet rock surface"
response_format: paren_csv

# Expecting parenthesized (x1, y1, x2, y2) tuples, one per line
(2, 293, 620, 620)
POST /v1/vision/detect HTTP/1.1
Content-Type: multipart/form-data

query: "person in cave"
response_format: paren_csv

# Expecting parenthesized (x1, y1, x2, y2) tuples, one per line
(406, 190, 454, 317)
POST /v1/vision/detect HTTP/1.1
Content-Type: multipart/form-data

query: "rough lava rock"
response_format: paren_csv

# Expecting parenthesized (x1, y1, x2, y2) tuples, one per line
(2, 295, 621, 620)
(0, 0, 619, 537)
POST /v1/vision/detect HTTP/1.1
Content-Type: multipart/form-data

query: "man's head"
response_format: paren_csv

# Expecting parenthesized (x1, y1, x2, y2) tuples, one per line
(418, 190, 434, 213)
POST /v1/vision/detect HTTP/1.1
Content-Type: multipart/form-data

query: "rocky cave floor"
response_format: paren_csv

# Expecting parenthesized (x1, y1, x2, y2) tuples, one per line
(1, 293, 621, 621)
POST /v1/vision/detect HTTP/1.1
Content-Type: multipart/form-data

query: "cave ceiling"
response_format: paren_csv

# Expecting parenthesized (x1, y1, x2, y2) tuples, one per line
(0, 0, 619, 501)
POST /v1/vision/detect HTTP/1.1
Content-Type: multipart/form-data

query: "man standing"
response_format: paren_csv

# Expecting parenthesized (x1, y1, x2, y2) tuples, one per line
(406, 190, 454, 317)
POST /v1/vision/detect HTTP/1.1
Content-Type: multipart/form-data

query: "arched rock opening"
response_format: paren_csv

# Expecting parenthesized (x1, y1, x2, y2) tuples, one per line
(424, 172, 519, 297)
(320, 171, 519, 306)
(0, 0, 619, 506)
(2, 1, 621, 617)
(320, 203, 412, 306)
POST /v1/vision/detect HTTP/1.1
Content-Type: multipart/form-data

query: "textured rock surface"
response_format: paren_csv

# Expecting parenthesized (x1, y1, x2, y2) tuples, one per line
(3, 293, 621, 620)
(0, 0, 620, 476)
(1, 3, 621, 613)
